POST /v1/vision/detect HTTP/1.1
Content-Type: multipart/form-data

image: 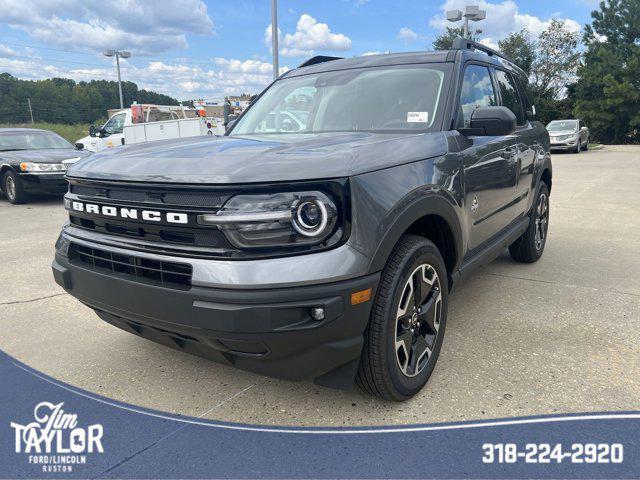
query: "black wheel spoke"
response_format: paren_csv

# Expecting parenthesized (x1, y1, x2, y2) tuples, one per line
(394, 263, 442, 378)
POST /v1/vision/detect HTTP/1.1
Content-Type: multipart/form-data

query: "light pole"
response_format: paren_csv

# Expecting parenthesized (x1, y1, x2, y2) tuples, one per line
(446, 6, 486, 39)
(271, 0, 279, 80)
(104, 49, 131, 109)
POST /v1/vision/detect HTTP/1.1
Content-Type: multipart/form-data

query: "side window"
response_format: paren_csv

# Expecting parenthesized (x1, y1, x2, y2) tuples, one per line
(494, 70, 525, 125)
(103, 113, 126, 135)
(459, 65, 496, 128)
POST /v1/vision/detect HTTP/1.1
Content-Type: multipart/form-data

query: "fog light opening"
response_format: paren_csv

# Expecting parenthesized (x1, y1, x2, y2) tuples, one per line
(310, 307, 325, 321)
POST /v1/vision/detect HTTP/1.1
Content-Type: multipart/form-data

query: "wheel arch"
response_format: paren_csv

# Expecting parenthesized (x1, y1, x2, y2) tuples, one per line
(368, 193, 463, 283)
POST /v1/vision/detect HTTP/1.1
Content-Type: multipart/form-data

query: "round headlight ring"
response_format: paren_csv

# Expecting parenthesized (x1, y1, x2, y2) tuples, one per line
(292, 199, 329, 237)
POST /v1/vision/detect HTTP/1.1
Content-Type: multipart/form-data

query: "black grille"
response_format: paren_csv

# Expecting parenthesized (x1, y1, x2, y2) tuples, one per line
(69, 243, 192, 290)
(70, 184, 231, 208)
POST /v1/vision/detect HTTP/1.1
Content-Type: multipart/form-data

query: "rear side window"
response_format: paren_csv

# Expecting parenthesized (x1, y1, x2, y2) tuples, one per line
(494, 70, 525, 125)
(458, 64, 496, 128)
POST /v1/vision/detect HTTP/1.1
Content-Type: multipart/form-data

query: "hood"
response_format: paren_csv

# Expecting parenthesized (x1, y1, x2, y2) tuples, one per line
(1, 148, 90, 164)
(66, 132, 448, 184)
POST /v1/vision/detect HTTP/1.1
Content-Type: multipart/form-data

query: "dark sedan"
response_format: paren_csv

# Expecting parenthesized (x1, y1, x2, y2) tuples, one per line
(0, 128, 90, 204)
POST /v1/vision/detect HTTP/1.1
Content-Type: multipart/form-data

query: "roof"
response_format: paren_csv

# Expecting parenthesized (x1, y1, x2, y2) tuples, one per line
(0, 128, 49, 133)
(285, 40, 525, 78)
(285, 51, 451, 77)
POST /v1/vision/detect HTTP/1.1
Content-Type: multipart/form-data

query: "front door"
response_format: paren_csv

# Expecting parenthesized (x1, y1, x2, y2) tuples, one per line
(457, 64, 519, 251)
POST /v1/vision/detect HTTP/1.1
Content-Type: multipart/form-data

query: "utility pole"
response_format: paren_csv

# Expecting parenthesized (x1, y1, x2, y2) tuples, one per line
(27, 98, 34, 124)
(104, 49, 132, 109)
(271, 0, 279, 80)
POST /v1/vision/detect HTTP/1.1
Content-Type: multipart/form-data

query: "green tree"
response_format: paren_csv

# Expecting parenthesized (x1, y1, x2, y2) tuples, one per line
(0, 74, 179, 125)
(531, 19, 581, 100)
(574, 0, 640, 143)
(497, 22, 580, 126)
(498, 29, 535, 75)
(432, 26, 481, 50)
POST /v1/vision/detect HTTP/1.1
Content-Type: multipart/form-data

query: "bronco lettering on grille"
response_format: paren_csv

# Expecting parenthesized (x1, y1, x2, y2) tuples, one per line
(70, 201, 188, 224)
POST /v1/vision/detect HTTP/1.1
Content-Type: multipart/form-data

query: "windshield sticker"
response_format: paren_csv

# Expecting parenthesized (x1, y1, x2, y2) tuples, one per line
(407, 112, 429, 123)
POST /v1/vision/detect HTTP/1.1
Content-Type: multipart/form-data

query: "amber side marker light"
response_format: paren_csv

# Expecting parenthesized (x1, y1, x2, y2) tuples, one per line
(351, 288, 372, 305)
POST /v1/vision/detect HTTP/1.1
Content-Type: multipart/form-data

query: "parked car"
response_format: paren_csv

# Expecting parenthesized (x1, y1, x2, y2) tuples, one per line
(0, 128, 90, 204)
(547, 119, 589, 153)
(53, 39, 552, 401)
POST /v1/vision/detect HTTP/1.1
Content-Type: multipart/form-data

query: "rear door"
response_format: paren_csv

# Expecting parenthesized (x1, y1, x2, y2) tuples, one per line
(493, 68, 535, 217)
(457, 63, 519, 251)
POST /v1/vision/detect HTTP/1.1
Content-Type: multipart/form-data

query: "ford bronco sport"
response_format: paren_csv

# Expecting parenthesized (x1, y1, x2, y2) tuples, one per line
(52, 39, 552, 401)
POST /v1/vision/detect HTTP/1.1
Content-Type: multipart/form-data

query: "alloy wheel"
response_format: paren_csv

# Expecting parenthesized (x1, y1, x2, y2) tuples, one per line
(394, 264, 442, 377)
(534, 192, 548, 251)
(5, 175, 16, 201)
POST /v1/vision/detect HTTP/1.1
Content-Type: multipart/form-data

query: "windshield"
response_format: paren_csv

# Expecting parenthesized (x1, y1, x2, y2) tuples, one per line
(232, 65, 447, 135)
(0, 131, 73, 151)
(547, 120, 578, 132)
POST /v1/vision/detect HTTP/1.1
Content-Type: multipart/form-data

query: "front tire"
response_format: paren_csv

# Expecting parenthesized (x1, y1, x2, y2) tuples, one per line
(2, 170, 29, 204)
(357, 235, 448, 401)
(574, 140, 581, 154)
(509, 183, 550, 263)
(582, 139, 589, 151)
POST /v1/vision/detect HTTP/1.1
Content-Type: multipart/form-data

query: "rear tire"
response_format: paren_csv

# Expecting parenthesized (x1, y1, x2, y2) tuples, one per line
(356, 235, 448, 401)
(509, 183, 550, 263)
(2, 170, 29, 205)
(582, 139, 589, 151)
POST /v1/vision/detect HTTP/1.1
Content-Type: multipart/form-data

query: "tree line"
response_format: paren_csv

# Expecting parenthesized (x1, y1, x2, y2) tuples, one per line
(0, 74, 179, 125)
(433, 0, 640, 144)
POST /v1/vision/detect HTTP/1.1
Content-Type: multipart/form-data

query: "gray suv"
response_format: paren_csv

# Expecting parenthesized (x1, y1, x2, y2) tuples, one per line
(53, 39, 552, 401)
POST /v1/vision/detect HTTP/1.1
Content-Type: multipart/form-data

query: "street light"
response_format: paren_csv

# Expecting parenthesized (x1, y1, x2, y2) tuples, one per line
(104, 49, 131, 109)
(270, 0, 279, 80)
(446, 5, 486, 39)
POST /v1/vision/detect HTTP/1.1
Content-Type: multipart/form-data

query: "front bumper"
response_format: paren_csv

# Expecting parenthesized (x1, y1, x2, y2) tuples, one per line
(52, 234, 379, 388)
(19, 172, 67, 194)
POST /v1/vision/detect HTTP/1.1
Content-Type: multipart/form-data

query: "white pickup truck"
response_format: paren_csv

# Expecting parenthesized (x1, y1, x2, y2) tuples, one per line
(76, 104, 225, 152)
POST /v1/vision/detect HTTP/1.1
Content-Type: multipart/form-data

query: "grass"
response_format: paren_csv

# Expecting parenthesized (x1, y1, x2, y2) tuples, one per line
(588, 143, 604, 150)
(0, 122, 91, 144)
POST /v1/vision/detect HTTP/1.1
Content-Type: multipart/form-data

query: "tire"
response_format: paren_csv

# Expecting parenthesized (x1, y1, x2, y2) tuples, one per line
(574, 140, 581, 154)
(582, 139, 588, 151)
(2, 170, 29, 205)
(356, 235, 448, 401)
(509, 182, 550, 263)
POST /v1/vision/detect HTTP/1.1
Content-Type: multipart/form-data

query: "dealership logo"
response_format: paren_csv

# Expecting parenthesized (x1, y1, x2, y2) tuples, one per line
(69, 200, 189, 224)
(10, 401, 104, 474)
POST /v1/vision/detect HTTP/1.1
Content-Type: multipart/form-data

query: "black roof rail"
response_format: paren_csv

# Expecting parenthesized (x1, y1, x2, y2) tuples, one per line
(297, 55, 343, 68)
(451, 37, 509, 62)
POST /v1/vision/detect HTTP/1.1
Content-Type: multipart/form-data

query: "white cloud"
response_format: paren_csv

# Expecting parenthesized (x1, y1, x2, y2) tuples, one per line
(398, 27, 419, 42)
(429, 0, 581, 46)
(266, 14, 352, 58)
(0, 0, 214, 54)
(0, 44, 18, 58)
(0, 54, 289, 101)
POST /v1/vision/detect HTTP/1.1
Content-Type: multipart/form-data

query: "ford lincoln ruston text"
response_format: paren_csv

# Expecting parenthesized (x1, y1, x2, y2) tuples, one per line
(53, 38, 552, 401)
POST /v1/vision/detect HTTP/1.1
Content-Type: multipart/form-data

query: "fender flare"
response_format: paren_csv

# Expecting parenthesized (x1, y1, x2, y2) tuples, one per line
(367, 192, 464, 275)
(536, 155, 553, 192)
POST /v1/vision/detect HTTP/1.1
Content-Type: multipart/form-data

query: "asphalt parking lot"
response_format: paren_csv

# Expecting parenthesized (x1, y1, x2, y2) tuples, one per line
(1, 146, 639, 426)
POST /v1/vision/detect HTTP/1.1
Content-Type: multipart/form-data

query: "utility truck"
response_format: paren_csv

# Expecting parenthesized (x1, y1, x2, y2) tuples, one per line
(76, 104, 224, 152)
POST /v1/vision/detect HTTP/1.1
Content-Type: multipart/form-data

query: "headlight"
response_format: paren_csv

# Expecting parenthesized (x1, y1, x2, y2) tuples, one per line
(197, 191, 340, 249)
(19, 162, 66, 172)
(567, 134, 577, 141)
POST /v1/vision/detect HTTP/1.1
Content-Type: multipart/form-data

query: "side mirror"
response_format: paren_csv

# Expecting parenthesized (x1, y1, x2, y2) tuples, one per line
(468, 106, 517, 136)
(75, 142, 84, 150)
(580, 126, 588, 132)
(89, 125, 97, 137)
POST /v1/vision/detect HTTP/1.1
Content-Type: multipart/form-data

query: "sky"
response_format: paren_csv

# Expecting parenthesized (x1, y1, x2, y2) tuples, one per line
(0, 0, 601, 101)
